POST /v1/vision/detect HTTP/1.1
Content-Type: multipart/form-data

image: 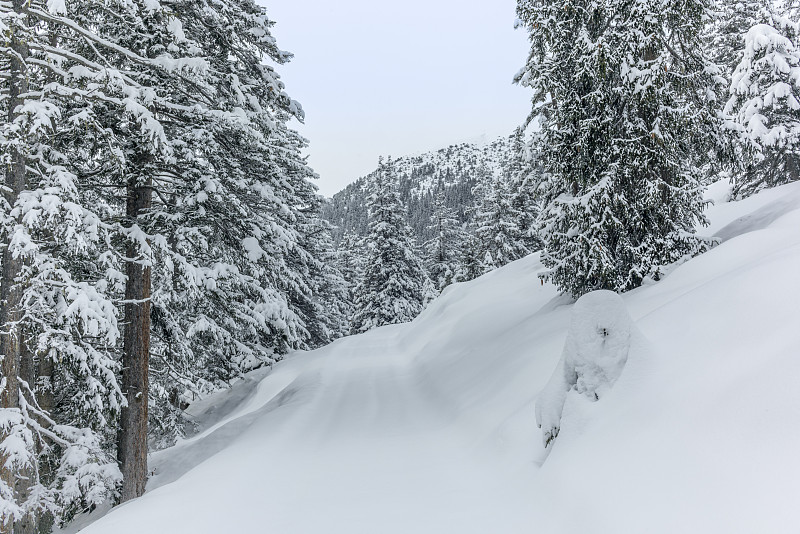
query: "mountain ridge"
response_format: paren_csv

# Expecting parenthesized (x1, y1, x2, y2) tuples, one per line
(321, 134, 519, 244)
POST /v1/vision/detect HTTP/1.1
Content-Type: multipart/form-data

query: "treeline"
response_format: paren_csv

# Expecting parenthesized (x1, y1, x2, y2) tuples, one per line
(328, 133, 535, 333)
(0, 0, 345, 531)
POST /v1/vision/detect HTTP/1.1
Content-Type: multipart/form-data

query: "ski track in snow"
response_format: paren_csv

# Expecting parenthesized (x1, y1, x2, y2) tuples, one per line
(69, 180, 800, 534)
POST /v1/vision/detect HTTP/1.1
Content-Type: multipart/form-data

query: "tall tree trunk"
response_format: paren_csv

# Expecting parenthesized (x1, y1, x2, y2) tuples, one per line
(0, 1, 33, 531)
(33, 353, 54, 534)
(117, 173, 152, 502)
(32, 26, 58, 534)
(14, 343, 36, 534)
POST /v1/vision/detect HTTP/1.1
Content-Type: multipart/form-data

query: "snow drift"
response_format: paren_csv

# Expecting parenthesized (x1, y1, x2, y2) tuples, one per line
(68, 180, 800, 534)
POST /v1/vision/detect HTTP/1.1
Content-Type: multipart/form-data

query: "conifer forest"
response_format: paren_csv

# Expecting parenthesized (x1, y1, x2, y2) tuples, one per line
(0, 0, 798, 533)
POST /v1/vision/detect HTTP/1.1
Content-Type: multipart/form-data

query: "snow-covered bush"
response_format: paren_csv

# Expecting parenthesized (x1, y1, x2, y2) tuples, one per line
(535, 291, 635, 448)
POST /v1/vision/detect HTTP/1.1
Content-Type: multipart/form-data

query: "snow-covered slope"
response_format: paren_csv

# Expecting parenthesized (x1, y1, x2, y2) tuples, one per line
(72, 181, 800, 534)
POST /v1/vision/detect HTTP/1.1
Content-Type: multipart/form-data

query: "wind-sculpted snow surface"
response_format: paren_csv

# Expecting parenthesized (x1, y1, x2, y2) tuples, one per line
(535, 291, 638, 448)
(68, 180, 800, 534)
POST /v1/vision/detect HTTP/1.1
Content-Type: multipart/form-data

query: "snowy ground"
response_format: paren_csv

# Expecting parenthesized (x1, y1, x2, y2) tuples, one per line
(70, 180, 800, 533)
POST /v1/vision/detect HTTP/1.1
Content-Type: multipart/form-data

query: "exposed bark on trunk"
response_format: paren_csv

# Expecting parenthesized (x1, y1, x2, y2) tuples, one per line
(117, 173, 153, 502)
(32, 352, 54, 534)
(0, 248, 21, 534)
(0, 245, 23, 534)
(0, 1, 33, 531)
(14, 343, 36, 534)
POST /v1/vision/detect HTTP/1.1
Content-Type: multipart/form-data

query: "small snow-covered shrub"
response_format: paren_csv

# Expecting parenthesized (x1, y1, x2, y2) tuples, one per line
(535, 291, 634, 448)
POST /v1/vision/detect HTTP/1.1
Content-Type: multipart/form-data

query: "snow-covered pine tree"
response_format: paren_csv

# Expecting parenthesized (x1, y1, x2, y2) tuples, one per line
(289, 178, 350, 349)
(424, 186, 463, 290)
(725, 0, 800, 197)
(56, 0, 211, 462)
(350, 158, 432, 334)
(66, 0, 203, 500)
(706, 0, 773, 188)
(336, 232, 367, 290)
(1, 0, 330, 522)
(506, 128, 542, 253)
(454, 177, 489, 283)
(36, 0, 325, 493)
(121, 0, 326, 445)
(711, 0, 773, 75)
(179, 0, 324, 361)
(473, 174, 528, 271)
(304, 221, 351, 346)
(515, 0, 723, 297)
(455, 231, 486, 283)
(0, 0, 162, 526)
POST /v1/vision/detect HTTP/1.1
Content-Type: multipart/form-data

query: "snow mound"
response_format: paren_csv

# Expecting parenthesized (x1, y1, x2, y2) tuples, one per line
(535, 290, 635, 447)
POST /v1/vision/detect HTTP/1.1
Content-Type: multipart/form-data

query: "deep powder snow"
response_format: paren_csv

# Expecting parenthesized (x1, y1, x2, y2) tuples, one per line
(68, 180, 800, 534)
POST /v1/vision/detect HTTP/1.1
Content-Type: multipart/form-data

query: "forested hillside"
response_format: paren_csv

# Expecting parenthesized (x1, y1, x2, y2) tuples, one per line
(320, 132, 535, 308)
(321, 135, 518, 244)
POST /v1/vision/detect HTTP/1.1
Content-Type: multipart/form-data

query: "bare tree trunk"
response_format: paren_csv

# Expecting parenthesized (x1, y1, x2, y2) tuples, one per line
(117, 173, 152, 502)
(0, 1, 33, 531)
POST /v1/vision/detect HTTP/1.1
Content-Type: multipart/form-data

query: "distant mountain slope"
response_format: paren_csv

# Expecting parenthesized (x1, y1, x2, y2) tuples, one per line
(321, 135, 517, 244)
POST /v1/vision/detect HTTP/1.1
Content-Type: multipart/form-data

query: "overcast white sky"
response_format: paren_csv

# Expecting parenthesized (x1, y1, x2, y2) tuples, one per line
(261, 0, 531, 196)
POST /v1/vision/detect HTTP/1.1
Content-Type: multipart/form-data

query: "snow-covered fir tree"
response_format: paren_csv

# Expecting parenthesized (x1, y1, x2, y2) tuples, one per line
(711, 0, 773, 75)
(307, 230, 352, 345)
(707, 0, 774, 187)
(122, 0, 335, 451)
(424, 187, 464, 290)
(473, 175, 529, 271)
(725, 0, 800, 197)
(292, 195, 351, 349)
(1, 0, 334, 525)
(350, 159, 433, 334)
(506, 128, 542, 254)
(515, 0, 724, 297)
(455, 229, 485, 283)
(0, 0, 155, 526)
(336, 232, 367, 289)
